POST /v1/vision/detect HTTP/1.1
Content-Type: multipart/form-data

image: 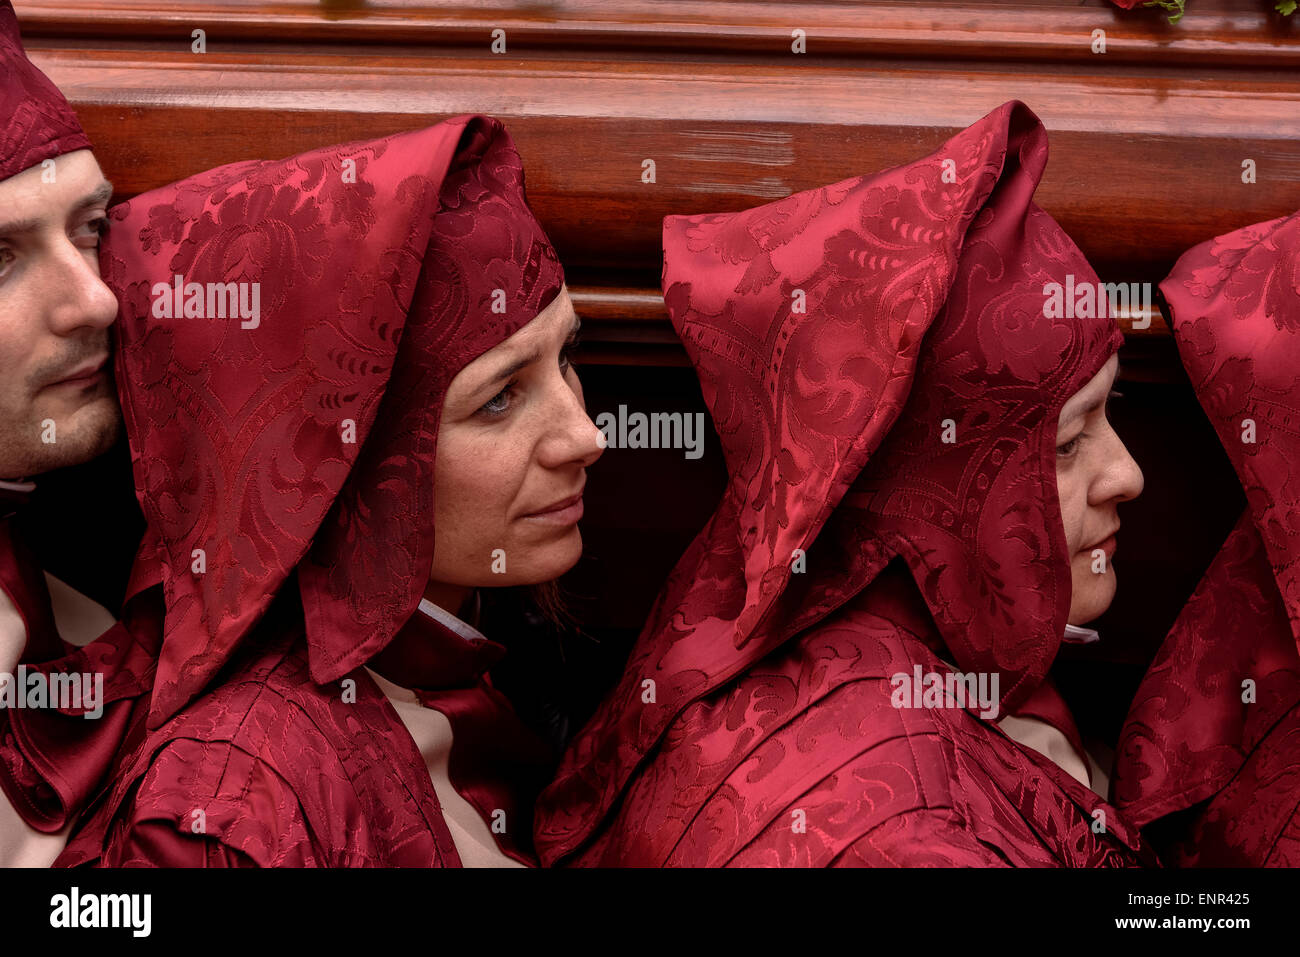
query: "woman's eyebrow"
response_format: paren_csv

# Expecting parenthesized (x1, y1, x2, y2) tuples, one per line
(1063, 363, 1123, 422)
(465, 313, 583, 399)
(475, 350, 541, 391)
(81, 180, 113, 209)
(1061, 392, 1104, 424)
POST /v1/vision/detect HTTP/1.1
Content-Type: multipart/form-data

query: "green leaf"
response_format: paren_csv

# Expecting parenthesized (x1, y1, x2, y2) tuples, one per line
(1277, 0, 1297, 15)
(1142, 0, 1187, 22)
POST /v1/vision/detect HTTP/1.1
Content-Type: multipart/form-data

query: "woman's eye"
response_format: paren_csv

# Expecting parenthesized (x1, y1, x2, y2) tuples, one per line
(0, 246, 14, 278)
(1056, 435, 1082, 458)
(1058, 389, 1122, 457)
(478, 383, 515, 417)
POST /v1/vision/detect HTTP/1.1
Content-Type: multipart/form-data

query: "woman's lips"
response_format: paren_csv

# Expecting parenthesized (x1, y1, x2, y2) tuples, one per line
(521, 493, 584, 527)
(1087, 534, 1117, 559)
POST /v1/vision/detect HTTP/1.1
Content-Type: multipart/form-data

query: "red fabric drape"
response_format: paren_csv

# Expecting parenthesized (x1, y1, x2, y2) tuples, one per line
(535, 101, 1152, 867)
(1115, 210, 1300, 866)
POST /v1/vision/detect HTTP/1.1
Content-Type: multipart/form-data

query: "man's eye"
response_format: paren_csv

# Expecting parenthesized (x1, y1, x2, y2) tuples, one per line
(559, 342, 577, 374)
(0, 246, 14, 276)
(478, 383, 515, 417)
(74, 217, 110, 246)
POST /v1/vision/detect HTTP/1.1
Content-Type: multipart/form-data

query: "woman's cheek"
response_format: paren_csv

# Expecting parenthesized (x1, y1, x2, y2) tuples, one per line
(467, 428, 527, 523)
(566, 367, 587, 410)
(1055, 467, 1076, 553)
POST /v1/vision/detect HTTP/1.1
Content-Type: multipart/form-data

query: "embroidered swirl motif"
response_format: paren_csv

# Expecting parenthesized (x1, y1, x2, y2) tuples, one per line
(48, 117, 563, 868)
(535, 102, 1141, 867)
(0, 4, 92, 182)
(1115, 211, 1300, 866)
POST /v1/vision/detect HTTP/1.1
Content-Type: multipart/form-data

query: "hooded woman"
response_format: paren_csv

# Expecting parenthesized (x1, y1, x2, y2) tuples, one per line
(534, 101, 1153, 867)
(28, 114, 605, 867)
(1113, 211, 1300, 867)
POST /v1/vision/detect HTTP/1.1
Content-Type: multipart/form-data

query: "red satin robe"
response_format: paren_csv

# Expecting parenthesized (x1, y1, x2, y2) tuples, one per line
(552, 561, 1150, 867)
(57, 594, 552, 867)
(535, 101, 1156, 868)
(0, 509, 157, 852)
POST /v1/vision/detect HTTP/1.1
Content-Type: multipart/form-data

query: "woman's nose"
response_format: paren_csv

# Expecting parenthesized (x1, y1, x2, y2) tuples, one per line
(1096, 430, 1145, 504)
(538, 370, 605, 469)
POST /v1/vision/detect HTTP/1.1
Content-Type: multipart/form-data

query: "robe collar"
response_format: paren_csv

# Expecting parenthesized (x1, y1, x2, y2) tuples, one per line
(1062, 623, 1100, 645)
(365, 594, 505, 695)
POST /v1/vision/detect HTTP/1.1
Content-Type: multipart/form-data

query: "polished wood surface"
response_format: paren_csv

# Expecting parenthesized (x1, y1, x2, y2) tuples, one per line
(16, 0, 1300, 365)
(16, 0, 1300, 66)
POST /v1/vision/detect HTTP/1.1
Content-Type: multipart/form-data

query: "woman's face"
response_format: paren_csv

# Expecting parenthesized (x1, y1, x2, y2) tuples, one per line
(430, 287, 603, 601)
(1055, 353, 1144, 625)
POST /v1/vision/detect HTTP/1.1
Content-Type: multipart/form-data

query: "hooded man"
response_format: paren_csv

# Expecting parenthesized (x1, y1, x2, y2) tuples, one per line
(0, 0, 148, 866)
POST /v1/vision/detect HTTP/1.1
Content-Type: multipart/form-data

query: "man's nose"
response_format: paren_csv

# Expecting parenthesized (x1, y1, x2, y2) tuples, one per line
(44, 240, 118, 335)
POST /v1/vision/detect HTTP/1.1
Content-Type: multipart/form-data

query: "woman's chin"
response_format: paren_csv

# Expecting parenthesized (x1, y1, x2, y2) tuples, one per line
(1067, 568, 1117, 626)
(493, 528, 584, 587)
(541, 526, 585, 578)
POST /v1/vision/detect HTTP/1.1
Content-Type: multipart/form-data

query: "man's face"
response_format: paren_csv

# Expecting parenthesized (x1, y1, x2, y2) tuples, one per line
(0, 149, 120, 479)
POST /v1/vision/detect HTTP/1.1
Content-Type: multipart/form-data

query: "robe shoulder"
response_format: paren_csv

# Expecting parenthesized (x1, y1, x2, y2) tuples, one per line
(552, 602, 1138, 867)
(831, 810, 1013, 867)
(65, 642, 400, 868)
(97, 737, 321, 867)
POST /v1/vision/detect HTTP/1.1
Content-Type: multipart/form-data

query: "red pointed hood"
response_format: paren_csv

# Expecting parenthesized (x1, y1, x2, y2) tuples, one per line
(1157, 213, 1300, 642)
(1115, 212, 1300, 838)
(536, 101, 1123, 863)
(0, 1, 90, 182)
(99, 115, 563, 729)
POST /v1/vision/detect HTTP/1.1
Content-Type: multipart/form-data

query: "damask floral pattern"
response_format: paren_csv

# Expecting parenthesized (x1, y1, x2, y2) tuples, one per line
(534, 102, 1146, 867)
(11, 115, 564, 867)
(0, 3, 90, 182)
(99, 118, 562, 731)
(1114, 210, 1300, 866)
